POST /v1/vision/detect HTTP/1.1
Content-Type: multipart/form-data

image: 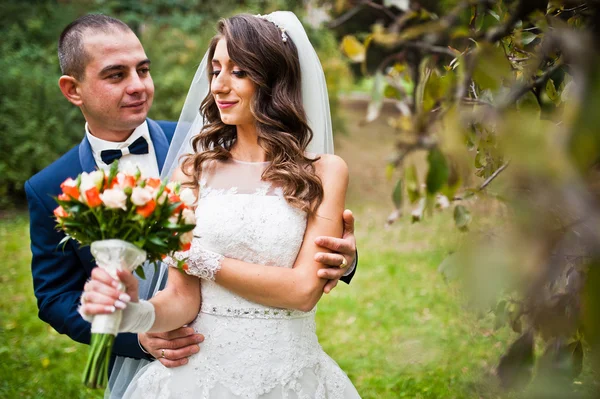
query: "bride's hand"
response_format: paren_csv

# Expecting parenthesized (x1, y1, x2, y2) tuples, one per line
(79, 268, 138, 317)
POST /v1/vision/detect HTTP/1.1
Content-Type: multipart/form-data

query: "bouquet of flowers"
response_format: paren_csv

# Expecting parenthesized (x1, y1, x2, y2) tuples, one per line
(53, 161, 196, 389)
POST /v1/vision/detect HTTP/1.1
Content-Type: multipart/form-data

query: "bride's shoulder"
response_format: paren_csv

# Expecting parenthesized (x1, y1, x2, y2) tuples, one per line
(312, 154, 348, 182)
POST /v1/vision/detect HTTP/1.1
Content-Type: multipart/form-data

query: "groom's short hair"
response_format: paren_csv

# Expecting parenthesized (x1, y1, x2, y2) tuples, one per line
(58, 14, 132, 80)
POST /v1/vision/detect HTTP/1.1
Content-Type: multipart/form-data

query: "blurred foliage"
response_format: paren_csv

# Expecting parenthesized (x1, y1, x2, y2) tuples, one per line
(0, 0, 352, 209)
(327, 0, 600, 396)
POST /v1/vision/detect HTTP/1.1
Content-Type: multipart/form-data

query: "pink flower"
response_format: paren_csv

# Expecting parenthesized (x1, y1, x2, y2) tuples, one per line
(100, 188, 128, 210)
(53, 206, 68, 219)
(131, 187, 153, 206)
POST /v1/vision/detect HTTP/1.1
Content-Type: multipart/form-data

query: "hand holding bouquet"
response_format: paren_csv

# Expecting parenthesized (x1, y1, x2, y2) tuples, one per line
(53, 162, 196, 388)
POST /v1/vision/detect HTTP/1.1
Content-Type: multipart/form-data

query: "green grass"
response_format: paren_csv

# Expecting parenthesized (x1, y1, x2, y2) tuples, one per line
(0, 214, 102, 399)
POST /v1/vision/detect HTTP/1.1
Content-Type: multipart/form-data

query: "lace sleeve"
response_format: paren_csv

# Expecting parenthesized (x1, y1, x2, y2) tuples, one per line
(164, 239, 224, 281)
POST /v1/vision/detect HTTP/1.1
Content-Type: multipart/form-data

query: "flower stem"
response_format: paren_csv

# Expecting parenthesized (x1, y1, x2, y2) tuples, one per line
(83, 333, 115, 389)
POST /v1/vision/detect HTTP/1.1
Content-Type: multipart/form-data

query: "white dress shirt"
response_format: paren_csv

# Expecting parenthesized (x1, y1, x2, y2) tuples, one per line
(85, 121, 160, 178)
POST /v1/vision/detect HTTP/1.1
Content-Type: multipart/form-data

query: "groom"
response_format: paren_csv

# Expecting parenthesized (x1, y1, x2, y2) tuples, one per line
(26, 13, 358, 394)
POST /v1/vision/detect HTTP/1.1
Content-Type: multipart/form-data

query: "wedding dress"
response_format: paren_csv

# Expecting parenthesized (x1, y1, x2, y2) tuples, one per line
(122, 159, 360, 399)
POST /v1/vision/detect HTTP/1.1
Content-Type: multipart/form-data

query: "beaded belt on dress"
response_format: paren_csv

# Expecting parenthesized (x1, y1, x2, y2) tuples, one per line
(201, 303, 316, 319)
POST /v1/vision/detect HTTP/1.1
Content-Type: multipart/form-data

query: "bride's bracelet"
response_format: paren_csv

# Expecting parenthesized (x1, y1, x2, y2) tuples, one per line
(164, 241, 224, 281)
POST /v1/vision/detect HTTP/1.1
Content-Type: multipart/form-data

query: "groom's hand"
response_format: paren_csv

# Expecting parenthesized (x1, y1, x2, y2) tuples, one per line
(139, 327, 204, 368)
(314, 209, 357, 293)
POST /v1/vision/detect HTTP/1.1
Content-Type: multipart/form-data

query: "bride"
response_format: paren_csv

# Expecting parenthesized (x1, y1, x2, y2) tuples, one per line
(81, 11, 361, 398)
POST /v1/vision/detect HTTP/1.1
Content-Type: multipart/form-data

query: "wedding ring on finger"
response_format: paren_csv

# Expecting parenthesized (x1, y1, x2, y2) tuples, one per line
(161, 349, 166, 359)
(339, 257, 348, 269)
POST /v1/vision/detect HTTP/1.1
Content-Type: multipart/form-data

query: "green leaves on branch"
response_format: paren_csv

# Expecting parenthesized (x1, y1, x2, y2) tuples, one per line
(453, 205, 471, 231)
(472, 43, 512, 91)
(340, 35, 365, 63)
(366, 71, 385, 123)
(497, 331, 535, 390)
(426, 148, 449, 195)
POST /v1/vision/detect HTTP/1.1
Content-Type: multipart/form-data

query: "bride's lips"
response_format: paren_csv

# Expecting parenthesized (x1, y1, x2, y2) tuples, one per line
(217, 100, 238, 110)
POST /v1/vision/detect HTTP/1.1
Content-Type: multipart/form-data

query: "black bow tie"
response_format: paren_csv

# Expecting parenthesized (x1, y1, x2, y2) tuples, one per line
(100, 136, 149, 165)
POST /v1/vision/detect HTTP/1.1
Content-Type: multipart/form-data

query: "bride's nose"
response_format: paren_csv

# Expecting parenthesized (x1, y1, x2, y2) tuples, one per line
(211, 72, 230, 95)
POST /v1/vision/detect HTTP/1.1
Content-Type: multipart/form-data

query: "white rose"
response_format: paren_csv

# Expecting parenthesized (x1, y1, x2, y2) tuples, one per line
(80, 170, 104, 192)
(180, 231, 194, 244)
(181, 208, 196, 225)
(131, 187, 153, 206)
(168, 214, 179, 224)
(179, 188, 197, 207)
(79, 172, 94, 192)
(100, 188, 128, 210)
(121, 162, 141, 177)
(166, 181, 180, 193)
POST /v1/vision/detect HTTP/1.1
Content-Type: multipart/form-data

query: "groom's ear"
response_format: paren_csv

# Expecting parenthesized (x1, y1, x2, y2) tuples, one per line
(58, 75, 83, 106)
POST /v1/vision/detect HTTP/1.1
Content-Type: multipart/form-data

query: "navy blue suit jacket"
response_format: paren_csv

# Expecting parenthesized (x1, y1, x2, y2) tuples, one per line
(25, 119, 177, 360)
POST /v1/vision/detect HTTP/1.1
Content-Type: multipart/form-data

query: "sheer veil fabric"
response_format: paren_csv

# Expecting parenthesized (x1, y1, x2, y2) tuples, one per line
(160, 11, 334, 181)
(106, 11, 337, 398)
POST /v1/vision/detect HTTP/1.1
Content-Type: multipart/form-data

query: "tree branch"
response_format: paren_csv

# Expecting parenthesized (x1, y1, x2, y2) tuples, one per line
(479, 161, 510, 191)
(499, 62, 563, 109)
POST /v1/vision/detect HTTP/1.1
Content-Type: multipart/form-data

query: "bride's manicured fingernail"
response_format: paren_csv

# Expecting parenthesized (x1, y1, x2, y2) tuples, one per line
(114, 300, 127, 309)
(105, 305, 116, 313)
(119, 293, 131, 303)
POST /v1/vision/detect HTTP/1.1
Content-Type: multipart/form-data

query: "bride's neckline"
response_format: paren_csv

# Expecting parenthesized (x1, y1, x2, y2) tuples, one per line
(230, 158, 270, 165)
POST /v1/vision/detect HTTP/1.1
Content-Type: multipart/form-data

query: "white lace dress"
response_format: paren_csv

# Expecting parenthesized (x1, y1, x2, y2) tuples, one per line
(122, 159, 360, 399)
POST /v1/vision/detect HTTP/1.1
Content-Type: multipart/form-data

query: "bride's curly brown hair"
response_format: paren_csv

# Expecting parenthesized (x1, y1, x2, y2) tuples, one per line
(181, 14, 324, 213)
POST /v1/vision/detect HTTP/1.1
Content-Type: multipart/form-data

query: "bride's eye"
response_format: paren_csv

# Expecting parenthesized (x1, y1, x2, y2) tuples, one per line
(232, 70, 247, 78)
(211, 70, 221, 76)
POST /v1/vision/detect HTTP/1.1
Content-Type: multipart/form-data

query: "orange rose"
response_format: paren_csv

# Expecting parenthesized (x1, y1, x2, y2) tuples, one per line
(136, 199, 156, 218)
(146, 177, 162, 189)
(181, 242, 192, 251)
(84, 187, 102, 207)
(104, 176, 117, 190)
(60, 178, 80, 200)
(53, 206, 68, 219)
(182, 263, 189, 272)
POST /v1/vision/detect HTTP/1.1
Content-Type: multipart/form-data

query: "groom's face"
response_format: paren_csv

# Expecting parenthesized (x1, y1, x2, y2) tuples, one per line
(77, 30, 154, 139)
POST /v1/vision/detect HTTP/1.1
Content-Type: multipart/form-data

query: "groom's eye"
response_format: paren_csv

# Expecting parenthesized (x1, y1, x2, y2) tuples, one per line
(138, 67, 151, 75)
(108, 73, 123, 80)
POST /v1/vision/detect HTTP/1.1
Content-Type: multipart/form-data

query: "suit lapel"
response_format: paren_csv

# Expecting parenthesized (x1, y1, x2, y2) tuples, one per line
(78, 136, 97, 173)
(147, 118, 169, 174)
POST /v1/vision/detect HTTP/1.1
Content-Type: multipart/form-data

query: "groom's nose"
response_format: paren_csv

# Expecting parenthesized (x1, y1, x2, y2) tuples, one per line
(125, 71, 147, 95)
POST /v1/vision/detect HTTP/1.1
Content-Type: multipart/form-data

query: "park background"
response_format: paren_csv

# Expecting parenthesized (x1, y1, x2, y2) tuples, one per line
(1, 0, 600, 398)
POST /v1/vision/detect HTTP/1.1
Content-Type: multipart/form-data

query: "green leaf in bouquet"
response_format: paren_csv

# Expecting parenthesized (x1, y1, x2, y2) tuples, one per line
(163, 223, 195, 233)
(148, 236, 169, 249)
(134, 266, 146, 279)
(107, 160, 119, 187)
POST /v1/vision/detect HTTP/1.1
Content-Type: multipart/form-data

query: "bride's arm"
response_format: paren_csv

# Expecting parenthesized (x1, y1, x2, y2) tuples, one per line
(200, 154, 348, 312)
(146, 268, 201, 333)
(83, 265, 201, 334)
